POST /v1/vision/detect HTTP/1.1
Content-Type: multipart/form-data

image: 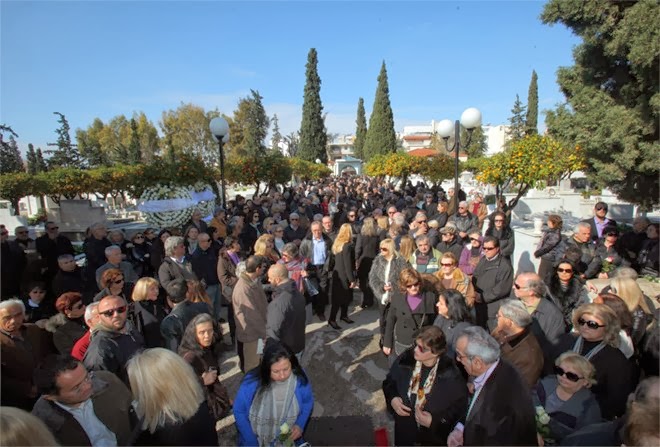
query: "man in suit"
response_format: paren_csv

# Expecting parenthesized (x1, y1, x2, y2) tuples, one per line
(448, 326, 537, 447)
(300, 221, 332, 321)
(581, 201, 617, 242)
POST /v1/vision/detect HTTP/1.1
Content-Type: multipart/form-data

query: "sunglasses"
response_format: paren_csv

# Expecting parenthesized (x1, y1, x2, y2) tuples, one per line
(417, 220, 428, 224)
(70, 302, 85, 310)
(100, 306, 127, 317)
(380, 247, 388, 251)
(48, 226, 60, 231)
(134, 235, 144, 239)
(113, 279, 125, 284)
(483, 246, 496, 251)
(577, 318, 605, 330)
(513, 283, 526, 290)
(557, 268, 573, 273)
(595, 206, 607, 211)
(606, 232, 618, 237)
(441, 262, 454, 267)
(16, 231, 28, 234)
(406, 282, 420, 288)
(554, 365, 582, 382)
(469, 238, 480, 242)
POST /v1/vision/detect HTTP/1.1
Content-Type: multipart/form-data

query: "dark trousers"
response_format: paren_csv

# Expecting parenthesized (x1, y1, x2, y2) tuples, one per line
(329, 302, 349, 321)
(310, 265, 328, 315)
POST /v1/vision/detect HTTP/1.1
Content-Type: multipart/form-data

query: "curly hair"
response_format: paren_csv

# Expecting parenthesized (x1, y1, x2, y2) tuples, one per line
(100, 268, 124, 289)
(55, 292, 83, 314)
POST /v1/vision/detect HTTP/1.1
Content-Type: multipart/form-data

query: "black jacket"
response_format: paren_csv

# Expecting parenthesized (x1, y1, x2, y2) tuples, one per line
(485, 226, 515, 258)
(51, 268, 85, 299)
(383, 351, 468, 446)
(160, 301, 210, 352)
(462, 360, 537, 446)
(472, 255, 514, 320)
(384, 290, 437, 350)
(129, 301, 165, 348)
(36, 234, 75, 274)
(134, 401, 218, 446)
(436, 236, 464, 260)
(190, 247, 220, 286)
(266, 280, 306, 354)
(83, 325, 145, 384)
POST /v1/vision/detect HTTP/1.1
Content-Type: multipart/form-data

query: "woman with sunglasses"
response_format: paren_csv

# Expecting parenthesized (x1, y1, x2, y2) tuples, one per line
(434, 253, 475, 307)
(485, 211, 515, 260)
(382, 325, 468, 446)
(458, 232, 484, 276)
(594, 226, 630, 279)
(93, 268, 131, 303)
(46, 292, 87, 354)
(546, 260, 589, 328)
(534, 214, 564, 281)
(383, 268, 437, 364)
(553, 303, 636, 420)
(369, 238, 410, 345)
(532, 352, 601, 443)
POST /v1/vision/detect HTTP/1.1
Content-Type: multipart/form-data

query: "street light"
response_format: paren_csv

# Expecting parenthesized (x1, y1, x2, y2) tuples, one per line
(436, 107, 482, 197)
(209, 117, 230, 209)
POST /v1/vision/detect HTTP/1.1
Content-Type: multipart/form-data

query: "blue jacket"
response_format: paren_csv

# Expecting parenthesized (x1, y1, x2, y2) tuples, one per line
(234, 370, 314, 446)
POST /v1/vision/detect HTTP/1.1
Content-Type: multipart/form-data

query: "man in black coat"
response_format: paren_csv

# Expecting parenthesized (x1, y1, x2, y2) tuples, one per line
(36, 221, 75, 281)
(190, 234, 221, 321)
(299, 221, 332, 320)
(83, 223, 111, 296)
(472, 236, 514, 331)
(448, 326, 537, 447)
(159, 279, 209, 352)
(266, 264, 306, 355)
(51, 254, 84, 299)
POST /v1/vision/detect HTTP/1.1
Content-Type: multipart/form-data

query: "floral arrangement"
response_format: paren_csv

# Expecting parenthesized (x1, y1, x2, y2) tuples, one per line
(535, 405, 553, 444)
(278, 422, 294, 447)
(189, 182, 216, 218)
(138, 184, 195, 228)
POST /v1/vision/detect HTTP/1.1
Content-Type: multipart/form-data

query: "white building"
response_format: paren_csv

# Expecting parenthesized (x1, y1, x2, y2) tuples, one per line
(327, 134, 355, 160)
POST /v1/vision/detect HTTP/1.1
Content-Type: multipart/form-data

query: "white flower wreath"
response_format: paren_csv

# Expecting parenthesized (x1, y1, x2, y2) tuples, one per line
(189, 182, 216, 218)
(138, 184, 195, 227)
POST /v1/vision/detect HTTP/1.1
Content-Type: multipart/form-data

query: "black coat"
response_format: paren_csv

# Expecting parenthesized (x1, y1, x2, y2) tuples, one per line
(83, 327, 145, 384)
(36, 234, 75, 275)
(462, 360, 537, 446)
(383, 351, 468, 446)
(472, 255, 514, 323)
(328, 243, 356, 307)
(384, 290, 437, 350)
(190, 247, 220, 286)
(356, 234, 379, 282)
(129, 301, 165, 348)
(581, 217, 618, 242)
(134, 401, 218, 446)
(160, 301, 211, 352)
(51, 268, 85, 299)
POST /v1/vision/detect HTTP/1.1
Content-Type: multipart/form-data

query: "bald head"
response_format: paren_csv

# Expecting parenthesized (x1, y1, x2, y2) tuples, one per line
(267, 263, 290, 287)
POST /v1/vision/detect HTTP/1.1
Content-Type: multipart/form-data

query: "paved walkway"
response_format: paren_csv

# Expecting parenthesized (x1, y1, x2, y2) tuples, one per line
(215, 290, 394, 446)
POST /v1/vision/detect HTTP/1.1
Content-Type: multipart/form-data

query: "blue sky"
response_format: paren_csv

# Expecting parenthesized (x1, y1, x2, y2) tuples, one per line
(1, 0, 579, 153)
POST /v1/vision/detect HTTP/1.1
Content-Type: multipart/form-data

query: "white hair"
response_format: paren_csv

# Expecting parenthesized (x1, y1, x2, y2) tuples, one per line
(459, 326, 500, 364)
(0, 299, 25, 314)
(105, 245, 121, 257)
(574, 221, 591, 234)
(84, 302, 99, 323)
(164, 236, 184, 257)
(499, 299, 533, 327)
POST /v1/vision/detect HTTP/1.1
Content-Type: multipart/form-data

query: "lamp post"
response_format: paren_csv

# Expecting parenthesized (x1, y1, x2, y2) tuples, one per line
(209, 117, 230, 209)
(436, 107, 482, 197)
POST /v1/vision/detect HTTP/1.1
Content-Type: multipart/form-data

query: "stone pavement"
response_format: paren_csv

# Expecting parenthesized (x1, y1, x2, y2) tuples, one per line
(215, 290, 394, 446)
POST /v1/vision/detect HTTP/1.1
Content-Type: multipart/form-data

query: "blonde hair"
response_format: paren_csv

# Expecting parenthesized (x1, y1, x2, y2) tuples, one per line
(555, 352, 597, 387)
(131, 277, 159, 302)
(376, 216, 389, 231)
(254, 234, 276, 258)
(398, 235, 415, 261)
(127, 348, 205, 433)
(573, 303, 621, 348)
(610, 277, 651, 315)
(379, 238, 397, 260)
(332, 223, 353, 255)
(360, 217, 378, 237)
(0, 406, 59, 446)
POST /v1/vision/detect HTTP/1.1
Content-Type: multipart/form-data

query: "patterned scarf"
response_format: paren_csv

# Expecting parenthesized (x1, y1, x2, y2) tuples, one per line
(249, 374, 299, 446)
(407, 357, 440, 411)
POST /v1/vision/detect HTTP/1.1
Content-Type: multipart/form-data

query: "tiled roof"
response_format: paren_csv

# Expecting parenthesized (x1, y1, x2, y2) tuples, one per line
(402, 134, 432, 141)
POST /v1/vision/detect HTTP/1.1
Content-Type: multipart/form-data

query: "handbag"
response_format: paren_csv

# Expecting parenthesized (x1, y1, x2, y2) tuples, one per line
(303, 277, 320, 296)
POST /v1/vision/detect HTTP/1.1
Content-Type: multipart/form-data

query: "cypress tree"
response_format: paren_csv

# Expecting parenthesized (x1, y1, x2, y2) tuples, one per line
(363, 61, 397, 161)
(0, 130, 24, 174)
(299, 48, 327, 162)
(46, 112, 82, 168)
(506, 94, 527, 145)
(36, 148, 48, 172)
(353, 97, 367, 160)
(271, 114, 282, 152)
(526, 70, 538, 135)
(26, 144, 38, 174)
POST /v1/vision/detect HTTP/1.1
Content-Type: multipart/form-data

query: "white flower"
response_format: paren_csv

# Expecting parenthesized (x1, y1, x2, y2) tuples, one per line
(538, 413, 551, 425)
(535, 406, 545, 416)
(280, 422, 290, 434)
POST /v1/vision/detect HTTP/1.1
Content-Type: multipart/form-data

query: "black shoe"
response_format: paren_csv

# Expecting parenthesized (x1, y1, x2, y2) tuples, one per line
(360, 304, 371, 309)
(317, 313, 326, 321)
(328, 320, 341, 330)
(340, 317, 354, 324)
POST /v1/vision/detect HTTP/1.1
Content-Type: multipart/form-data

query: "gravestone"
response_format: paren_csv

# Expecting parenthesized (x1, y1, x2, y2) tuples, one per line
(48, 200, 106, 241)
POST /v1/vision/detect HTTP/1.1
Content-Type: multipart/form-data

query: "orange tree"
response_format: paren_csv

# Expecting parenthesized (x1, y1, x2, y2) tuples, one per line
(289, 157, 332, 182)
(474, 134, 585, 209)
(418, 153, 455, 186)
(88, 165, 142, 201)
(36, 168, 94, 204)
(226, 152, 292, 197)
(364, 152, 426, 186)
(0, 172, 44, 215)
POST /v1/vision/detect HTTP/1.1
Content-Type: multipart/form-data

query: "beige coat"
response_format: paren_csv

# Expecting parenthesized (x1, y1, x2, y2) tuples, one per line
(232, 272, 268, 343)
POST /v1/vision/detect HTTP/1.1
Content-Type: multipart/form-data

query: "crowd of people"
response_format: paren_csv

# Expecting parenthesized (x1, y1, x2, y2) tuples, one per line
(1, 174, 659, 446)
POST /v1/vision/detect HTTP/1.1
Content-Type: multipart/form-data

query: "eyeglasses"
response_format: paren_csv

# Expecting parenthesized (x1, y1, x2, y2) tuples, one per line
(494, 219, 504, 223)
(606, 232, 618, 237)
(469, 237, 480, 242)
(415, 343, 430, 353)
(456, 351, 472, 362)
(483, 246, 496, 251)
(48, 226, 59, 231)
(577, 318, 605, 330)
(513, 283, 527, 290)
(388, 211, 396, 215)
(557, 268, 573, 273)
(134, 235, 144, 239)
(113, 278, 125, 284)
(100, 306, 127, 317)
(406, 282, 420, 288)
(417, 220, 427, 224)
(441, 262, 454, 267)
(554, 365, 582, 382)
